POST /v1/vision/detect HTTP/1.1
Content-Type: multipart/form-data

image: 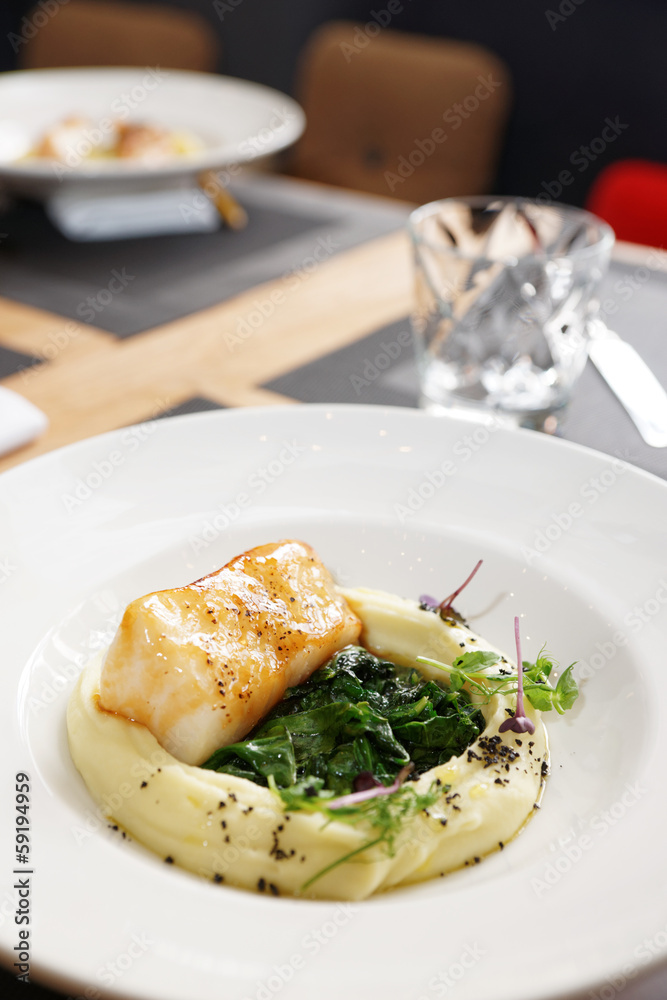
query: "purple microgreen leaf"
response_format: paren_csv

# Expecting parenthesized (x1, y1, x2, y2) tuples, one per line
(439, 559, 483, 614)
(499, 617, 536, 735)
(419, 593, 439, 608)
(327, 764, 415, 810)
(353, 771, 384, 793)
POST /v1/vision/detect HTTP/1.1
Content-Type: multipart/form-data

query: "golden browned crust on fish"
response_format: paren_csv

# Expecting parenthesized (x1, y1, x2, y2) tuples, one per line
(99, 540, 361, 765)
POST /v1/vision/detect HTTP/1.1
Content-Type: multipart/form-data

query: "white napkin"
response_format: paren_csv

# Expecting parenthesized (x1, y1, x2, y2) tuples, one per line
(47, 186, 221, 241)
(0, 387, 48, 458)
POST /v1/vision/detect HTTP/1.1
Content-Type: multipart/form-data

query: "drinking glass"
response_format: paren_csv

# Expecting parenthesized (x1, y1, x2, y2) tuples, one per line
(409, 196, 614, 432)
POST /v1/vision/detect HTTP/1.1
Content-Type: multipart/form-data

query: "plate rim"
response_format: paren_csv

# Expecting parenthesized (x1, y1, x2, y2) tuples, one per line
(1, 402, 665, 491)
(0, 67, 306, 182)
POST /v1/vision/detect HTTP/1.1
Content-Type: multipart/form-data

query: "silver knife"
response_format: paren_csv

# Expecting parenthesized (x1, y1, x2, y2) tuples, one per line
(587, 320, 667, 448)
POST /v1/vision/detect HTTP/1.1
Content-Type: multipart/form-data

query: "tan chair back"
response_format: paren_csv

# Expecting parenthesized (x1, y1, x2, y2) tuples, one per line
(289, 21, 512, 203)
(20, 0, 219, 72)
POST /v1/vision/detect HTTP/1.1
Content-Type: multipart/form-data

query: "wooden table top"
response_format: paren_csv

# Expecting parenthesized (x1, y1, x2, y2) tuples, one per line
(0, 225, 411, 475)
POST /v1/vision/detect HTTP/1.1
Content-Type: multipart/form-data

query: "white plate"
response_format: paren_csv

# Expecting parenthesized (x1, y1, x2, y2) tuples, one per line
(1, 404, 666, 1000)
(0, 68, 305, 197)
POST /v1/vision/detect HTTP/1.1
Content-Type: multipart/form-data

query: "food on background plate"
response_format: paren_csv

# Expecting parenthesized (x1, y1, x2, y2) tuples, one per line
(27, 116, 204, 165)
(67, 540, 578, 900)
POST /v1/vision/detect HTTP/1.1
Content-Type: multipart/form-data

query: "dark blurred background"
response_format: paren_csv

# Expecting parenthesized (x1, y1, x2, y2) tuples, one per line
(2, 0, 665, 209)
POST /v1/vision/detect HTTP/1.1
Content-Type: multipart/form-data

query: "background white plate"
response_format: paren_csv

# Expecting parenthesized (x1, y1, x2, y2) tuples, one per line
(0, 68, 305, 197)
(1, 405, 666, 1000)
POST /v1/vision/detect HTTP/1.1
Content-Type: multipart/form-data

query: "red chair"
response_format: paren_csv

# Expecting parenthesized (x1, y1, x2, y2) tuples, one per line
(586, 159, 667, 248)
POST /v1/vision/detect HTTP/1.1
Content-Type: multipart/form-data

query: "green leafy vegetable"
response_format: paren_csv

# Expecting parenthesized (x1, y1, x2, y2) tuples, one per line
(201, 645, 485, 796)
(202, 734, 297, 786)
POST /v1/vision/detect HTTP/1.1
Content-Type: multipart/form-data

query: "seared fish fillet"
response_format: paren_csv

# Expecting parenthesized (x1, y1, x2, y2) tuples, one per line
(99, 540, 361, 765)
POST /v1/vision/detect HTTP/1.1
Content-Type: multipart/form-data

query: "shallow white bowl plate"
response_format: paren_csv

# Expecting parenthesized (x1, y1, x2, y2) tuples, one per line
(0, 405, 666, 1000)
(0, 68, 305, 198)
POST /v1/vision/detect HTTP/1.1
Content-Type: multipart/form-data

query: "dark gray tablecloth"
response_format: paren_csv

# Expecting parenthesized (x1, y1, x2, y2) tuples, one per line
(0, 174, 410, 338)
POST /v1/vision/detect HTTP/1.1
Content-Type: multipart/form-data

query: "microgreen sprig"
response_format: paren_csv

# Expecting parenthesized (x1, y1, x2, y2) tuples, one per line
(499, 617, 535, 734)
(420, 559, 483, 619)
(438, 559, 483, 614)
(327, 763, 414, 810)
(417, 638, 578, 717)
(417, 564, 577, 718)
(270, 772, 441, 891)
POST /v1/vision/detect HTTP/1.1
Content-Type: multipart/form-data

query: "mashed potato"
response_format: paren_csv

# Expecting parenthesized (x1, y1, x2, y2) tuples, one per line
(67, 588, 547, 901)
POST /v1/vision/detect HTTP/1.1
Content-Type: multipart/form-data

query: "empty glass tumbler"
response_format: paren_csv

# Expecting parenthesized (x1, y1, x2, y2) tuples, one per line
(409, 197, 614, 431)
